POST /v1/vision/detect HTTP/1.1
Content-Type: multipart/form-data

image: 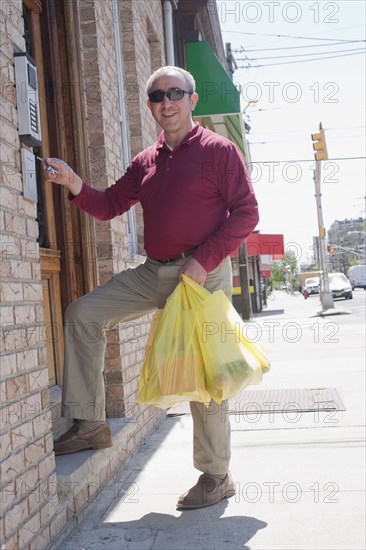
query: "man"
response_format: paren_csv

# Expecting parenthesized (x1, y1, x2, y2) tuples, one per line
(44, 66, 259, 509)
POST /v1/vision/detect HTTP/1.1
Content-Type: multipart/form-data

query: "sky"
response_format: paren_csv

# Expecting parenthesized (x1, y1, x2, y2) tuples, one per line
(217, 0, 366, 265)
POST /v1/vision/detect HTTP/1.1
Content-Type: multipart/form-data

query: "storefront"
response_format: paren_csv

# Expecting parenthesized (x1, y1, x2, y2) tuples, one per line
(232, 233, 285, 315)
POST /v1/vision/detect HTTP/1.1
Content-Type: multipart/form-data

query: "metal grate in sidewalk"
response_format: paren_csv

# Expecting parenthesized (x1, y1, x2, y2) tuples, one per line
(227, 387, 346, 414)
(167, 387, 346, 416)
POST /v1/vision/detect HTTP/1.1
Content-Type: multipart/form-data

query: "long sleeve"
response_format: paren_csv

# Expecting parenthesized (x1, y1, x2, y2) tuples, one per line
(193, 144, 259, 272)
(69, 162, 140, 220)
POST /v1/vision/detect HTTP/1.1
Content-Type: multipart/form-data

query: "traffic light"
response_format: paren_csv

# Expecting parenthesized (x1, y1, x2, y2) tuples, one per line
(311, 128, 328, 161)
(327, 243, 335, 255)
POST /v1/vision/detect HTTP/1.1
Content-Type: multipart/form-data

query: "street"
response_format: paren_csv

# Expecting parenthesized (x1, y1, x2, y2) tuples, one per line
(300, 287, 366, 320)
(56, 289, 365, 550)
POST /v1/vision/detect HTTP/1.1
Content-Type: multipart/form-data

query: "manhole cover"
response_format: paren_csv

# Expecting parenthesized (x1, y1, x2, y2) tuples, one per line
(167, 388, 345, 416)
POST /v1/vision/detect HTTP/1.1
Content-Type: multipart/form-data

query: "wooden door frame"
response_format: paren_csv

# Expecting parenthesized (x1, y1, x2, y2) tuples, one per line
(62, 0, 98, 296)
(25, 0, 98, 391)
(29, 0, 98, 307)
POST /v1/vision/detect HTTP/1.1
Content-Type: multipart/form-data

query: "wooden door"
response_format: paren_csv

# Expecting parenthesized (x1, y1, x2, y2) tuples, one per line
(24, 0, 97, 388)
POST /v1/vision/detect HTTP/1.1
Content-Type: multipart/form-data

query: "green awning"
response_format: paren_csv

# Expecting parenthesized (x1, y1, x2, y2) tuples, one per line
(185, 41, 240, 116)
(185, 41, 250, 163)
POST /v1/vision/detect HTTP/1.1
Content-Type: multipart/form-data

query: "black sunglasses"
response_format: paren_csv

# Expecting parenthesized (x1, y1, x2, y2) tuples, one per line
(148, 87, 192, 103)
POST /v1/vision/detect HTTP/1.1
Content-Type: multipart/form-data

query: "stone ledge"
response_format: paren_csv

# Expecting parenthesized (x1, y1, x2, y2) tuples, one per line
(55, 417, 138, 503)
(53, 417, 142, 548)
(41, 414, 165, 549)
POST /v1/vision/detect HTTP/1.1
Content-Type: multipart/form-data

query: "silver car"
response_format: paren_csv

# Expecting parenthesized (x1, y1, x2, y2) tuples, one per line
(328, 273, 353, 300)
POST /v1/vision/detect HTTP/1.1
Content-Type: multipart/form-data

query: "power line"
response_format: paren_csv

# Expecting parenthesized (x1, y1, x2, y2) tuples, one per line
(237, 47, 365, 62)
(249, 126, 366, 137)
(248, 134, 364, 144)
(327, 125, 366, 132)
(238, 49, 365, 68)
(225, 30, 363, 42)
(233, 40, 366, 53)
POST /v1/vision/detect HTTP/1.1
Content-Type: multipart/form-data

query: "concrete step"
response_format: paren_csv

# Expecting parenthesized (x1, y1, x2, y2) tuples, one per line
(55, 418, 138, 519)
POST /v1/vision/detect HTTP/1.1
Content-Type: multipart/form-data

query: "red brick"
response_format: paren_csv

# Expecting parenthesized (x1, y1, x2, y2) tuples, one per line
(16, 466, 39, 502)
(3, 498, 28, 538)
(1, 401, 23, 429)
(4, 212, 26, 234)
(28, 526, 51, 550)
(1, 428, 12, 457)
(23, 282, 41, 302)
(0, 305, 14, 324)
(0, 258, 12, 278)
(18, 198, 38, 218)
(0, 481, 17, 513)
(28, 368, 48, 393)
(40, 499, 58, 525)
(0, 532, 18, 550)
(24, 438, 46, 467)
(17, 347, 38, 372)
(0, 185, 18, 211)
(38, 453, 56, 481)
(32, 409, 52, 438)
(6, 374, 29, 399)
(2, 449, 26, 484)
(0, 282, 23, 302)
(2, 324, 26, 352)
(26, 219, 39, 240)
(31, 261, 41, 281)
(10, 258, 32, 279)
(18, 512, 41, 548)
(14, 304, 36, 325)
(44, 432, 54, 454)
(49, 507, 67, 539)
(80, 19, 96, 35)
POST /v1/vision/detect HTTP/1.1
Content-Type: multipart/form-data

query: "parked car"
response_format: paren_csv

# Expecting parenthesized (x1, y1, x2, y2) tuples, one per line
(347, 265, 366, 290)
(304, 276, 320, 295)
(328, 272, 353, 300)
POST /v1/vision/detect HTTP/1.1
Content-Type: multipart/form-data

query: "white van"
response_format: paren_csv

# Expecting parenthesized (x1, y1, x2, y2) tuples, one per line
(347, 265, 366, 289)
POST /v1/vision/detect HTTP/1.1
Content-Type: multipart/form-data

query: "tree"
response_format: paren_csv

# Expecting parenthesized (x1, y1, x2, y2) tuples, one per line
(270, 251, 299, 290)
(269, 262, 285, 287)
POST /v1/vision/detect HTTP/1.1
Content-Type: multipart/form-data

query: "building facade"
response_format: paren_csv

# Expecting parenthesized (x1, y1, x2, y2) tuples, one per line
(1, 1, 250, 547)
(327, 217, 366, 272)
(1, 2, 168, 547)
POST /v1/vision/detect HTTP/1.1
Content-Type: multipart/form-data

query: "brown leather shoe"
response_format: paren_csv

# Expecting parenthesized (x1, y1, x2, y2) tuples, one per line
(177, 472, 235, 510)
(54, 421, 112, 456)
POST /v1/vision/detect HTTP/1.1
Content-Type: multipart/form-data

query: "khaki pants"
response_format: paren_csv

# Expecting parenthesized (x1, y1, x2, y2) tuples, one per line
(62, 255, 232, 475)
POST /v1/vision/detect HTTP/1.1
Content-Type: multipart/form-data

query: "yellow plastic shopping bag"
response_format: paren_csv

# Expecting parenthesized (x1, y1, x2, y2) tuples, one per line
(182, 275, 270, 404)
(137, 282, 211, 409)
(197, 285, 270, 374)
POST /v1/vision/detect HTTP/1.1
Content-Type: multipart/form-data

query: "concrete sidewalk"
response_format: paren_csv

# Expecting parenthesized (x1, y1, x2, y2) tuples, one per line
(55, 291, 365, 550)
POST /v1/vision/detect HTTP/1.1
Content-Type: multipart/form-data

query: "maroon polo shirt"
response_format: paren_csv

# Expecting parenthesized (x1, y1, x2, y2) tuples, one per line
(70, 123, 259, 272)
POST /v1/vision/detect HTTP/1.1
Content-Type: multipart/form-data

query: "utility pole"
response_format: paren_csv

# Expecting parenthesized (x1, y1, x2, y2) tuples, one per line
(311, 123, 334, 311)
(238, 241, 252, 320)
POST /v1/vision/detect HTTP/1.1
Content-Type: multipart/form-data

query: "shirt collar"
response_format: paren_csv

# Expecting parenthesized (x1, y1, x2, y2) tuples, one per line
(156, 122, 203, 150)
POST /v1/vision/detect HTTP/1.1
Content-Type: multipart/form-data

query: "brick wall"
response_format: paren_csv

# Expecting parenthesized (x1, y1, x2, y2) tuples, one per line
(0, 2, 58, 548)
(1, 1, 169, 546)
(117, 0, 165, 429)
(77, 0, 166, 424)
(80, 0, 155, 424)
(122, 0, 165, 254)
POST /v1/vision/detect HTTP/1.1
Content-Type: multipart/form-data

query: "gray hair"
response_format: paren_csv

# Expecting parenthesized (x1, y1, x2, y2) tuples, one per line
(146, 66, 196, 94)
